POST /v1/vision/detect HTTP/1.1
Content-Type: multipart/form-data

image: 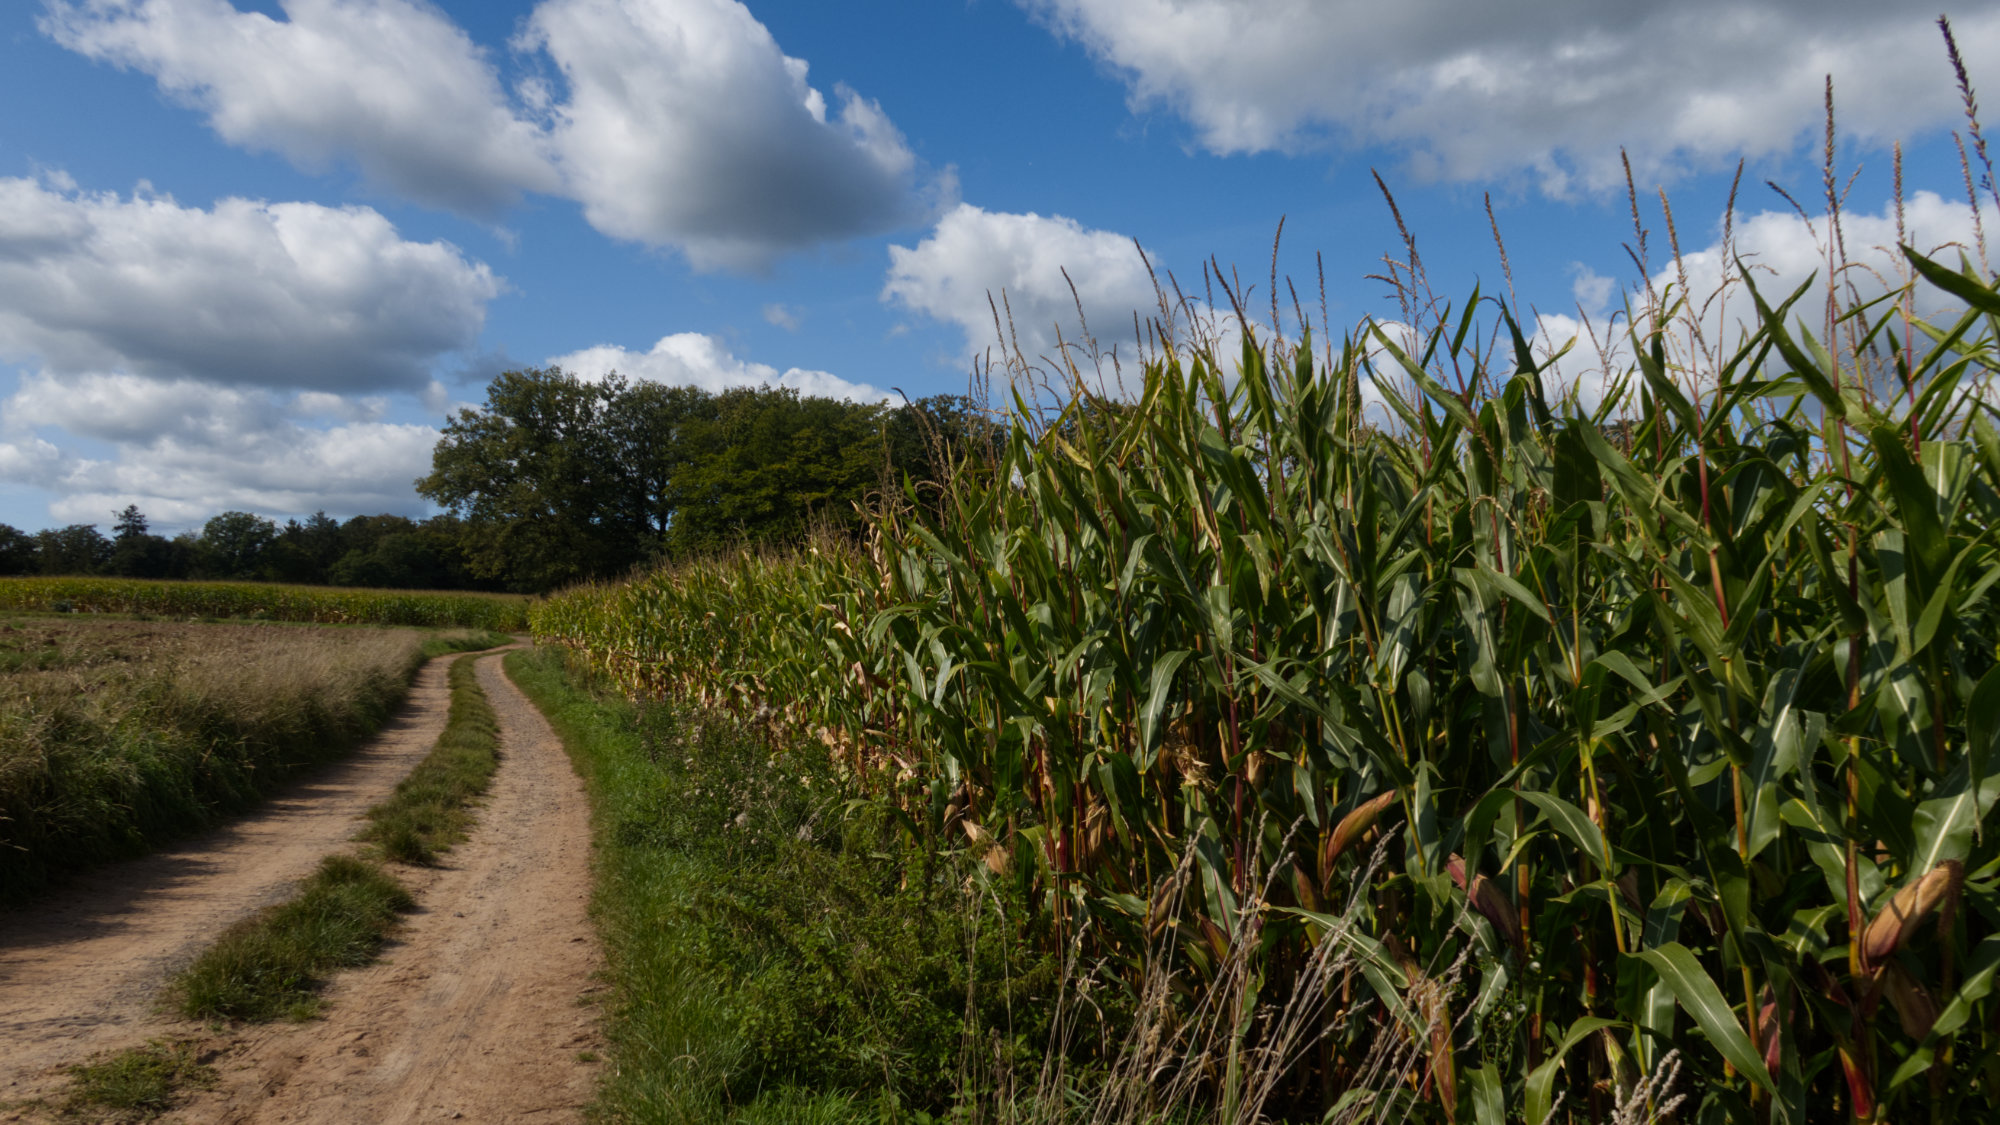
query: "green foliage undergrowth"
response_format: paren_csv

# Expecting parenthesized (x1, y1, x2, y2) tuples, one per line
(505, 646, 1069, 1123)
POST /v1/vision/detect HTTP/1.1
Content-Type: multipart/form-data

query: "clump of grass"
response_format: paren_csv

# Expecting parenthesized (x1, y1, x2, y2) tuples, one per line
(420, 628, 514, 658)
(58, 1038, 217, 1122)
(359, 654, 502, 864)
(167, 854, 415, 1022)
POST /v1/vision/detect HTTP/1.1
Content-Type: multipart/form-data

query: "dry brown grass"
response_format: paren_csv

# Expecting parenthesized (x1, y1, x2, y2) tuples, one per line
(0, 614, 500, 901)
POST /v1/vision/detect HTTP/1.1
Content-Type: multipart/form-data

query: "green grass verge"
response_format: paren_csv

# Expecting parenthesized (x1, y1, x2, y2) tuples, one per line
(358, 654, 502, 864)
(58, 1038, 217, 1122)
(165, 652, 504, 1022)
(504, 645, 1067, 1125)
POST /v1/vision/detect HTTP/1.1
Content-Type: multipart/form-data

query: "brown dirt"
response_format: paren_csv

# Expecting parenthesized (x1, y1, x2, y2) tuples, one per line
(0, 651, 603, 1124)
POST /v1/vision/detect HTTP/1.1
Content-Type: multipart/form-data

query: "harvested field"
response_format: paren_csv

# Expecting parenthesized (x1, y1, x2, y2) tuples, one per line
(0, 615, 503, 899)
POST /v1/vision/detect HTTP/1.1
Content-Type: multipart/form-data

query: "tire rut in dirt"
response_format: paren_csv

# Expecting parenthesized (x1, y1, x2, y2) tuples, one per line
(165, 652, 604, 1125)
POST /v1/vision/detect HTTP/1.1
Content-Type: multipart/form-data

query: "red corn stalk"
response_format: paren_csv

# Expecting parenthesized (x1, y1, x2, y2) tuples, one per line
(1839, 1040, 1876, 1123)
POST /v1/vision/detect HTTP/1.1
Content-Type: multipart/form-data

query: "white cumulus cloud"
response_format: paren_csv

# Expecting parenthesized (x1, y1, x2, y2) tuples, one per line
(1530, 190, 2000, 404)
(1022, 1, 2000, 193)
(884, 203, 1177, 365)
(43, 0, 562, 212)
(0, 175, 500, 392)
(548, 332, 892, 403)
(0, 372, 442, 527)
(523, 0, 933, 270)
(45, 0, 940, 268)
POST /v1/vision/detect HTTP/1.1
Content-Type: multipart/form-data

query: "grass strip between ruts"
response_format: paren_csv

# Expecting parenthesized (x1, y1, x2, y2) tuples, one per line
(164, 651, 504, 1023)
(357, 654, 503, 864)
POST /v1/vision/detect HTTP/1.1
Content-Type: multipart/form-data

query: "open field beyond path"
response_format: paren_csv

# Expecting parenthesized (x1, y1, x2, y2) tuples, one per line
(0, 650, 603, 1123)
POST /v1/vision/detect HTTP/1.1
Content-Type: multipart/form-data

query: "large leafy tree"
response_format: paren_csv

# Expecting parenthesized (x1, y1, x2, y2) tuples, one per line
(196, 511, 278, 579)
(419, 368, 646, 591)
(604, 379, 713, 543)
(665, 386, 883, 556)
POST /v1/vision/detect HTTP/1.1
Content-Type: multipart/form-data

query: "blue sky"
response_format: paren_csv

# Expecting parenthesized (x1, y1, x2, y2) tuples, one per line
(2, 0, 1998, 532)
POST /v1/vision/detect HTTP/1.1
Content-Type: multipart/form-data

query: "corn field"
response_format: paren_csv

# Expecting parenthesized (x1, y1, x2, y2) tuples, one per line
(0, 577, 531, 631)
(536, 243, 2000, 1122)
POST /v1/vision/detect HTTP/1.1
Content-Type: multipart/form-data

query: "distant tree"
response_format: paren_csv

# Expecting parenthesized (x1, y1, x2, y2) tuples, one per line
(154, 537, 196, 579)
(112, 505, 148, 541)
(197, 511, 278, 580)
(264, 511, 346, 584)
(109, 534, 183, 579)
(106, 505, 184, 578)
(326, 515, 423, 588)
(328, 534, 423, 588)
(0, 524, 38, 576)
(259, 534, 319, 584)
(36, 524, 113, 575)
(296, 511, 345, 572)
(172, 530, 204, 571)
(414, 513, 488, 590)
(238, 510, 487, 590)
(338, 514, 418, 555)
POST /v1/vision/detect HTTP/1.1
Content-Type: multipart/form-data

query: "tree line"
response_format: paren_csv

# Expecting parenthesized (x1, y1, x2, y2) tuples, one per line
(417, 368, 995, 591)
(1, 370, 996, 593)
(0, 506, 498, 590)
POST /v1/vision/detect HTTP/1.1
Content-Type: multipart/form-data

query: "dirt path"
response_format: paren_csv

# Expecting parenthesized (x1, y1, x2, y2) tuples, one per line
(168, 654, 604, 1123)
(0, 653, 463, 1094)
(0, 651, 604, 1124)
